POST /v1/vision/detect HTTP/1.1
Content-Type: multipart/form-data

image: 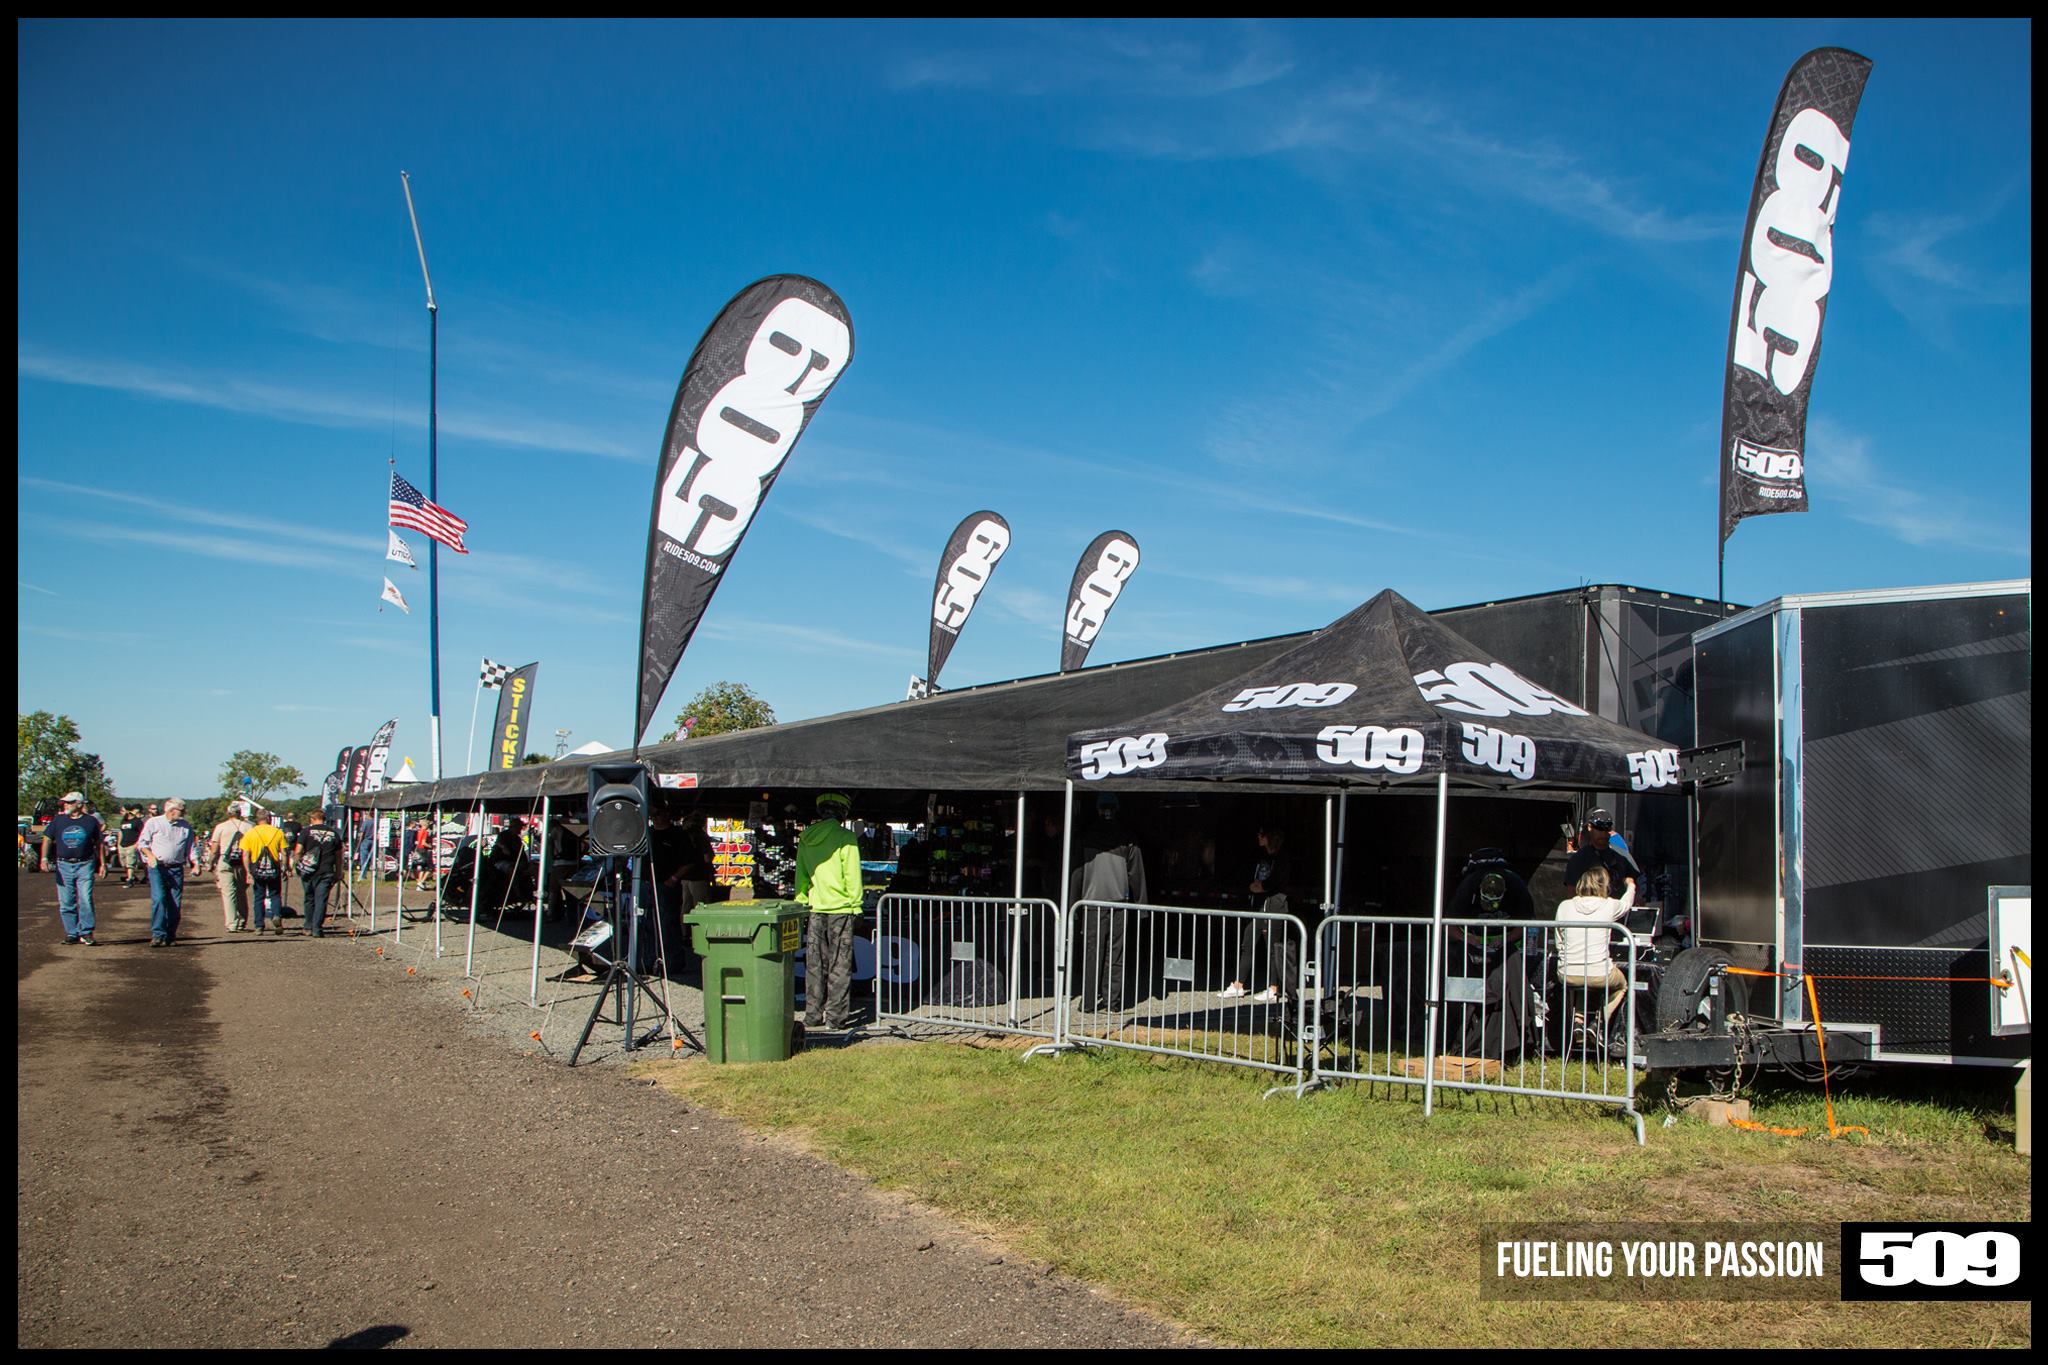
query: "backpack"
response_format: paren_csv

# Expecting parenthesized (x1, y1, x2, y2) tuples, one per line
(225, 829, 246, 872)
(253, 839, 279, 878)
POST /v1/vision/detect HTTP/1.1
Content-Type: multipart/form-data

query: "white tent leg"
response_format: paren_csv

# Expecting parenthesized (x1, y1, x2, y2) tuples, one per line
(531, 796, 551, 1006)
(463, 804, 484, 965)
(432, 802, 443, 942)
(1010, 791, 1026, 1029)
(1423, 771, 1447, 1118)
(1058, 780, 1074, 1044)
(376, 813, 386, 943)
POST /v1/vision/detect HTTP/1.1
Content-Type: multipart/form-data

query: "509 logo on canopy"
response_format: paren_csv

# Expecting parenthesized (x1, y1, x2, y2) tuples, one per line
(1414, 661, 1588, 720)
(1316, 725, 1425, 775)
(1223, 683, 1357, 713)
(1627, 748, 1681, 791)
(1460, 722, 1536, 781)
(1076, 732, 1168, 780)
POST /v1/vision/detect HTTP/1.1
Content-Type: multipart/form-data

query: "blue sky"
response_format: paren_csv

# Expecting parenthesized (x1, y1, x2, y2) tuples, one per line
(17, 19, 2032, 797)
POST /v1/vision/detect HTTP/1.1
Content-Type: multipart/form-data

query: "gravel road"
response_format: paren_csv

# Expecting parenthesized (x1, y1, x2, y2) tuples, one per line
(16, 871, 1189, 1348)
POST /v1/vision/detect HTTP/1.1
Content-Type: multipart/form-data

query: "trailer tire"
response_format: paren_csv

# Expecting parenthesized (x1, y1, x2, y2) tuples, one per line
(1655, 948, 1746, 1031)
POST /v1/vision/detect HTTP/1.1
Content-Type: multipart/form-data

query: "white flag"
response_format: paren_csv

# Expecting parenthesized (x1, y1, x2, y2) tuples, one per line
(387, 529, 418, 569)
(381, 577, 411, 614)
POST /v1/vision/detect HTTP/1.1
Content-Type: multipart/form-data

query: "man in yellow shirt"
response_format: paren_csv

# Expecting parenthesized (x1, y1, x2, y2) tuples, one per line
(240, 812, 292, 935)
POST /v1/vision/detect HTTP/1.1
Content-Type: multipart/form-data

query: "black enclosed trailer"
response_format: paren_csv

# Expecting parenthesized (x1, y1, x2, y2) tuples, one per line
(1659, 580, 2032, 1072)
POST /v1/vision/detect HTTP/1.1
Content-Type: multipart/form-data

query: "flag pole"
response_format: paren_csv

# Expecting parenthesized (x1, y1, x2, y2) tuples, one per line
(401, 171, 444, 781)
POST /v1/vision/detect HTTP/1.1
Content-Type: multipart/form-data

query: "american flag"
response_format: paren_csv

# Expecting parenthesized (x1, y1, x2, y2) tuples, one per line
(389, 472, 469, 554)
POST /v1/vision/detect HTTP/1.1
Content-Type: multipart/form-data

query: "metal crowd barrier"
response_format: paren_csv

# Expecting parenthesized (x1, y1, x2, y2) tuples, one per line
(1310, 915, 1646, 1143)
(872, 894, 1063, 1040)
(1062, 900, 1310, 1084)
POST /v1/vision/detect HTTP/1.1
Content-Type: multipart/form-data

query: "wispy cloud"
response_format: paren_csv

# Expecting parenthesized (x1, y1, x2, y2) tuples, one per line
(1862, 177, 2032, 346)
(889, 21, 1292, 99)
(23, 477, 382, 555)
(19, 581, 60, 596)
(23, 624, 155, 644)
(1807, 418, 2029, 556)
(17, 349, 641, 461)
(695, 618, 913, 661)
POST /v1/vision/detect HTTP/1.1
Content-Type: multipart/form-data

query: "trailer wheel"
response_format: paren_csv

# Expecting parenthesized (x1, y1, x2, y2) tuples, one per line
(1654, 948, 1746, 1031)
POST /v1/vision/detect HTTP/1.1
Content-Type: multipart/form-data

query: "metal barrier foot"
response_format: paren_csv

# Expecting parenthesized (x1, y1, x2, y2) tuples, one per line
(1263, 1077, 1321, 1101)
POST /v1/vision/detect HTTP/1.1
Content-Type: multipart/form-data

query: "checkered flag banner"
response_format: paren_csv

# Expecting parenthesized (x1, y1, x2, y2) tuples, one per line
(480, 658, 510, 690)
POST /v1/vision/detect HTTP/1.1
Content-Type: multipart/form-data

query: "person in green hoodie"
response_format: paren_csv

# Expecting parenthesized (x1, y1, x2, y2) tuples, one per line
(797, 792, 864, 1032)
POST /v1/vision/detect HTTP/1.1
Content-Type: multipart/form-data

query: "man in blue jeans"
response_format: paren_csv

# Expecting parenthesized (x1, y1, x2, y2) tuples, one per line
(40, 791, 105, 945)
(138, 798, 197, 946)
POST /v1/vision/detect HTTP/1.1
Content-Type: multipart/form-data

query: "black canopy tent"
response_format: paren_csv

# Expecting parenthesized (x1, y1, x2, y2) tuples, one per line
(346, 585, 1719, 922)
(1062, 589, 1682, 1109)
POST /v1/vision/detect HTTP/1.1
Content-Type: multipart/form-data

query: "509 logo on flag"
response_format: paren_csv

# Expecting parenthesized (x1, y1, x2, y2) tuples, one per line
(927, 511, 1011, 688)
(1061, 531, 1141, 672)
(1415, 661, 1588, 720)
(1316, 725, 1426, 775)
(637, 276, 854, 745)
(1076, 733, 1168, 780)
(1223, 683, 1357, 713)
(656, 296, 851, 559)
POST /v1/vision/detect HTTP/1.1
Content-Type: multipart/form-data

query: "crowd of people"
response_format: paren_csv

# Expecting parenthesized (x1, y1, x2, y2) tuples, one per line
(36, 793, 350, 947)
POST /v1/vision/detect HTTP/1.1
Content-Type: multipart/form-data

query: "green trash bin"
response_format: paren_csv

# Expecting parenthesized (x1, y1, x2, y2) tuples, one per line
(686, 901, 806, 1063)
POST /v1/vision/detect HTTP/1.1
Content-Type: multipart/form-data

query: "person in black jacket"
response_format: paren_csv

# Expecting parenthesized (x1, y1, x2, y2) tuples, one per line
(1071, 795, 1146, 1012)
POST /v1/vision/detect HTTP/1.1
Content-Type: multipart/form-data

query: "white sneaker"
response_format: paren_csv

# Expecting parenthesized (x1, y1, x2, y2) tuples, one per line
(1251, 987, 1281, 1003)
(1218, 983, 1248, 999)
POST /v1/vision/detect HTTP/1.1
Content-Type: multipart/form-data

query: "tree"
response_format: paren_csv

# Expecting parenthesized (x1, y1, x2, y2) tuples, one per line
(662, 681, 776, 742)
(17, 711, 118, 816)
(521, 752, 550, 765)
(218, 750, 306, 802)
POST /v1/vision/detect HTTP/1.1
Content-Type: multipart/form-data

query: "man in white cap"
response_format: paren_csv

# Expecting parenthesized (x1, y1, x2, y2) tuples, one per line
(40, 792, 105, 945)
(137, 798, 197, 946)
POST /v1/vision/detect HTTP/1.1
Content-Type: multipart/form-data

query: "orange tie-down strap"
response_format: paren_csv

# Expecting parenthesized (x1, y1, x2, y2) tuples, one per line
(1713, 966, 2017, 1140)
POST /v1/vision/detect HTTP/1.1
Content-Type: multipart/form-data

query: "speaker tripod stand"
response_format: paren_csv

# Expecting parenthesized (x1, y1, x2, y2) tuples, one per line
(567, 859, 704, 1066)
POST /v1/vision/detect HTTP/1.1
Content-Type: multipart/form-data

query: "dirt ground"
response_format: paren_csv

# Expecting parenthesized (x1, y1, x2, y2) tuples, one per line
(15, 871, 1189, 1348)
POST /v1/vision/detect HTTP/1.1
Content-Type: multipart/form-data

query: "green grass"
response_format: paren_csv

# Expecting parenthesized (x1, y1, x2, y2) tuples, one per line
(644, 1042, 2031, 1348)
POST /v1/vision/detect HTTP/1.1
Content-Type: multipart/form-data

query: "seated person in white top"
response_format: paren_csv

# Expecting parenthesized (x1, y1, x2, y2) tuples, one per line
(1553, 865, 1636, 1034)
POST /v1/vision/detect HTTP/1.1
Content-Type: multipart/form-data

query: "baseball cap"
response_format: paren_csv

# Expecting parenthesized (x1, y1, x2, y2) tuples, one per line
(61, 790, 85, 804)
(1587, 807, 1614, 831)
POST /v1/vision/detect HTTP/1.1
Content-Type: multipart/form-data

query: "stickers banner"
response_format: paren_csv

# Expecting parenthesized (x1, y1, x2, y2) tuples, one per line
(927, 510, 1010, 687)
(490, 662, 539, 770)
(708, 817, 756, 888)
(1061, 530, 1141, 672)
(636, 275, 855, 745)
(363, 718, 398, 792)
(1719, 47, 1873, 545)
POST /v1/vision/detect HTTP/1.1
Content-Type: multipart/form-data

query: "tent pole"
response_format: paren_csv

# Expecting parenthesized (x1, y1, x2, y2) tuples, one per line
(376, 810, 386, 943)
(1334, 789, 1350, 913)
(464, 802, 484, 966)
(1323, 795, 1333, 909)
(1058, 780, 1074, 1045)
(532, 795, 551, 1006)
(1010, 791, 1026, 1029)
(432, 801, 443, 942)
(1423, 771, 1447, 1119)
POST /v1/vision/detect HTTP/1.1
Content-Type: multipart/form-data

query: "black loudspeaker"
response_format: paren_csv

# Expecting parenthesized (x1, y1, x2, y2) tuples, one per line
(587, 763, 652, 857)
